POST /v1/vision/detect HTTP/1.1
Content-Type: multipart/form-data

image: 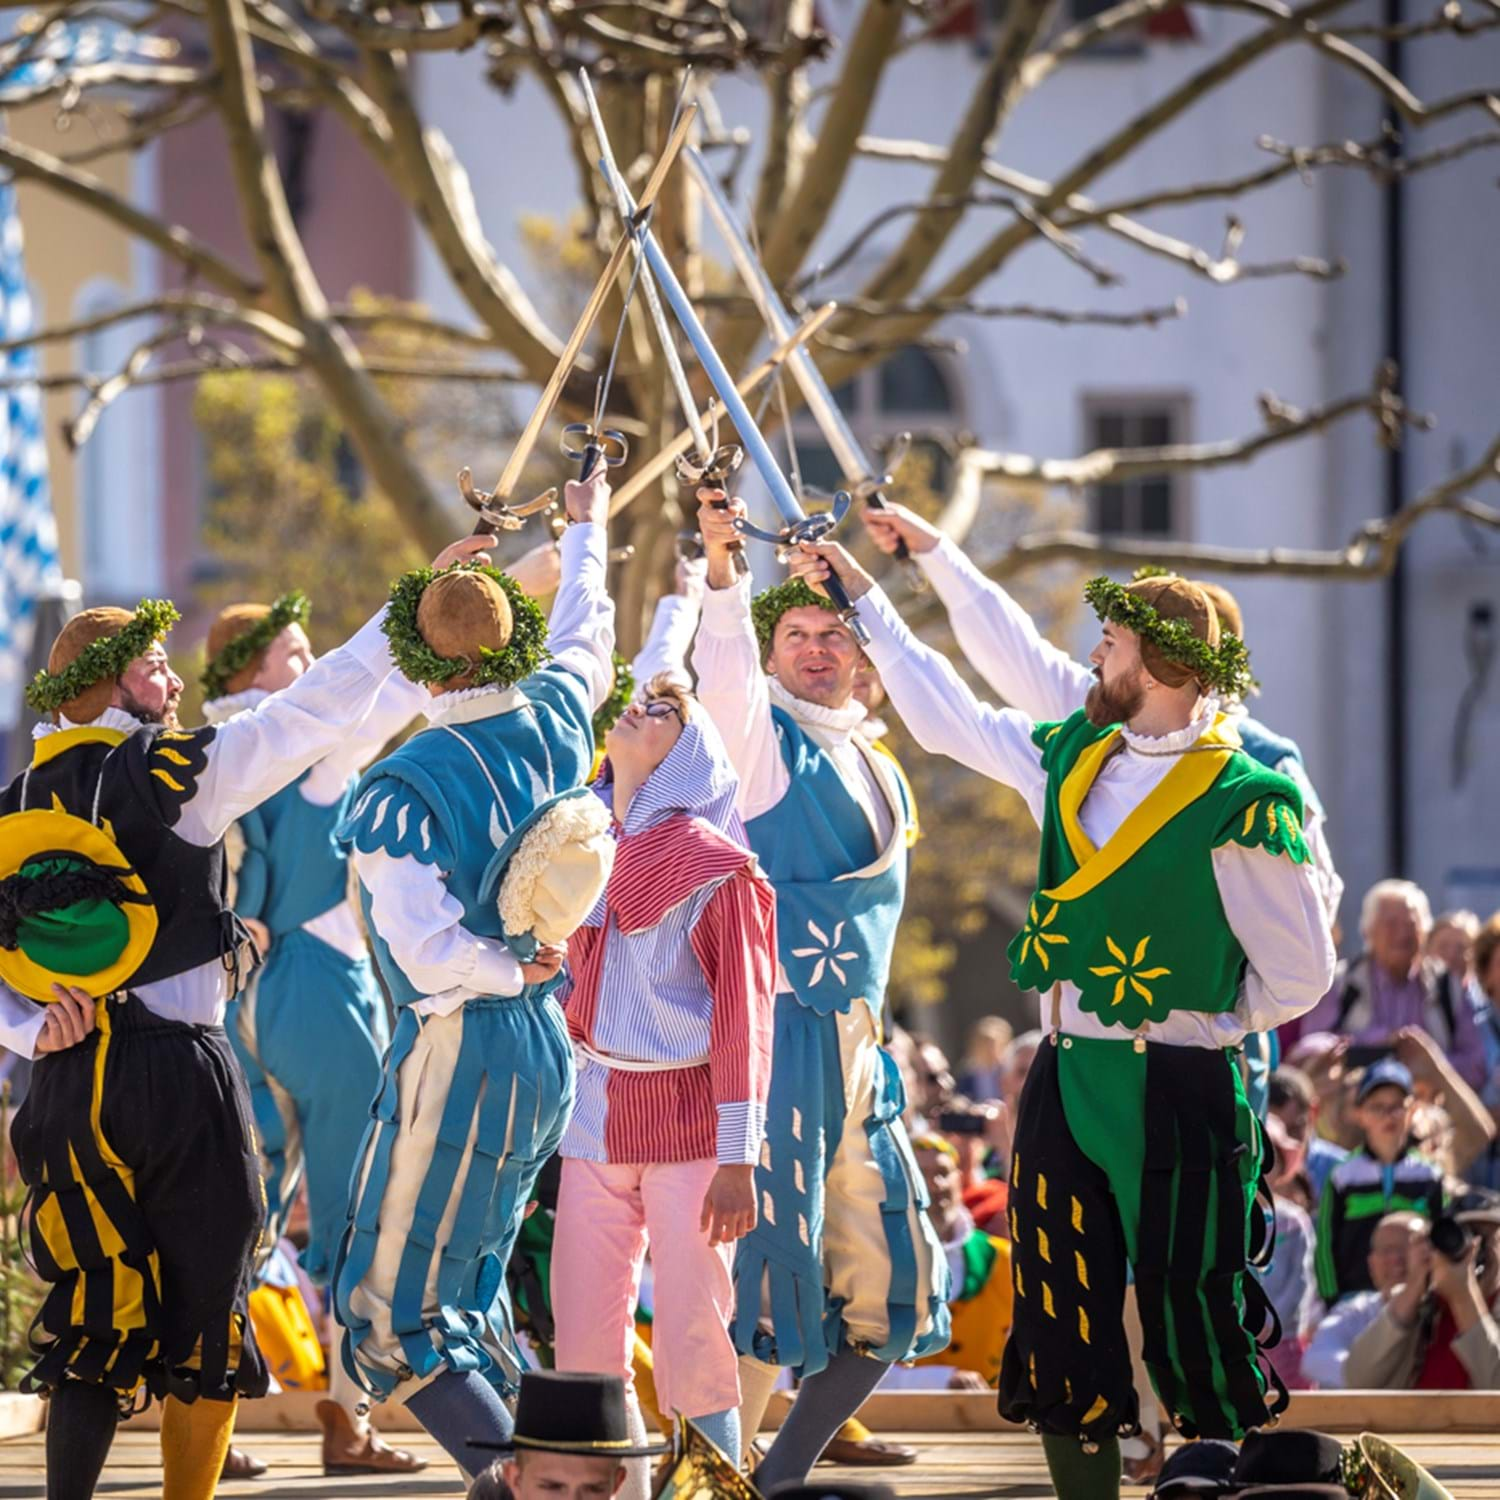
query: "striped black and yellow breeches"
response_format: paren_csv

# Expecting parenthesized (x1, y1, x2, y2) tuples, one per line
(10, 993, 269, 1405)
(997, 1034, 1284, 1445)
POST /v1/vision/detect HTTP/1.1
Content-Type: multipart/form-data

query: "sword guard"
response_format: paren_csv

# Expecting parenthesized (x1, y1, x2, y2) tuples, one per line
(674, 443, 744, 489)
(458, 467, 559, 535)
(560, 424, 629, 469)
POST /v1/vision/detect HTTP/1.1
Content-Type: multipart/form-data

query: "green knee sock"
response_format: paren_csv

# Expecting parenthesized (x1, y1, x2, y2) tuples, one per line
(1040, 1434, 1121, 1500)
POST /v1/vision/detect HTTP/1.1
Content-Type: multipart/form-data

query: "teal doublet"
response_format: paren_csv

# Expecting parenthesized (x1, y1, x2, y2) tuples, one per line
(734, 708, 949, 1375)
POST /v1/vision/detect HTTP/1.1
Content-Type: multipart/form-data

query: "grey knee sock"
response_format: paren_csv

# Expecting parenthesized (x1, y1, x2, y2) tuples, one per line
(404, 1368, 514, 1481)
(753, 1349, 888, 1491)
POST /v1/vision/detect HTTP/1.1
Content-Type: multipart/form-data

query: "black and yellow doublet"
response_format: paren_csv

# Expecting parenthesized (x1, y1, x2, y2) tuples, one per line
(1, 724, 268, 1407)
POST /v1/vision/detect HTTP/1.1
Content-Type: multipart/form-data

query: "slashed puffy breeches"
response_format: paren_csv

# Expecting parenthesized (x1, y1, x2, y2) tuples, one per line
(333, 994, 574, 1403)
(553, 1156, 739, 1420)
(11, 993, 268, 1405)
(732, 996, 949, 1376)
(998, 1035, 1283, 1445)
(228, 931, 388, 1282)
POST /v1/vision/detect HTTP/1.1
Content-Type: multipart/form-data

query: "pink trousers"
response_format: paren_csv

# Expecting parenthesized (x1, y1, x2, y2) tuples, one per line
(553, 1157, 739, 1420)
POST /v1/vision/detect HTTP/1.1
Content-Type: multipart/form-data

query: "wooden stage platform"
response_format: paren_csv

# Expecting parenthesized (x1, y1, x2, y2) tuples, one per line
(3, 1393, 1499, 1498)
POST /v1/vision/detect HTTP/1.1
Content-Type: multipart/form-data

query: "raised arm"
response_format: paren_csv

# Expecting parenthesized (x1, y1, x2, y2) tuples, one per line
(786, 539, 1048, 817)
(863, 502, 1092, 719)
(172, 535, 494, 846)
(301, 671, 428, 807)
(541, 474, 616, 712)
(689, 494, 788, 821)
(631, 556, 705, 691)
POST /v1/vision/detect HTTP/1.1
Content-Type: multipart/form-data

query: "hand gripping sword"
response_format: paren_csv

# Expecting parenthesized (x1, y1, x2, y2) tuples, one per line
(685, 148, 926, 591)
(457, 100, 698, 536)
(583, 99, 871, 644)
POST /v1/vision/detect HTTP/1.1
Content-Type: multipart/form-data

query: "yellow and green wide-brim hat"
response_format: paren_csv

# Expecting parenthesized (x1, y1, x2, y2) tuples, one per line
(0, 809, 157, 1001)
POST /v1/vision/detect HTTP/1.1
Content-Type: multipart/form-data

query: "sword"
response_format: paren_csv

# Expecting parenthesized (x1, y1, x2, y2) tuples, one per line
(607, 302, 836, 518)
(458, 99, 698, 536)
(686, 148, 926, 591)
(577, 74, 749, 573)
(584, 103, 871, 644)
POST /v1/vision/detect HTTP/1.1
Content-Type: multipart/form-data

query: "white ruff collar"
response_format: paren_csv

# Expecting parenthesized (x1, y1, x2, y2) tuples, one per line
(768, 676, 867, 742)
(1121, 697, 1221, 757)
(33, 706, 144, 740)
(422, 683, 530, 726)
(201, 688, 268, 724)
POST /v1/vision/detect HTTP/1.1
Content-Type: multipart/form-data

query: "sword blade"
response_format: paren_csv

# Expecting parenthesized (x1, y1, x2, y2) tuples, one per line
(608, 302, 837, 517)
(686, 148, 870, 486)
(488, 100, 698, 505)
(579, 74, 711, 462)
(590, 151, 806, 530)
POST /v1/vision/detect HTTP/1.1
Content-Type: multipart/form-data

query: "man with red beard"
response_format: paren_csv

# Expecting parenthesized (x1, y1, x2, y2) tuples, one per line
(784, 545, 1334, 1500)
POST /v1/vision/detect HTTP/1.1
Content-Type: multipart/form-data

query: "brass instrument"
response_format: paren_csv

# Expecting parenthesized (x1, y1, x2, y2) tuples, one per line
(651, 1418, 763, 1500)
(1342, 1434, 1454, 1500)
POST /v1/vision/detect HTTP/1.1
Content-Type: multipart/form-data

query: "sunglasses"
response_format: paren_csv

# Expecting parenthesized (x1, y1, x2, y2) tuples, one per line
(642, 699, 685, 726)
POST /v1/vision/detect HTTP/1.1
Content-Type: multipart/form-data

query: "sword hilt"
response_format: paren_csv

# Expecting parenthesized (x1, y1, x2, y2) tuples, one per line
(734, 500, 870, 645)
(689, 454, 748, 577)
(458, 467, 558, 537)
(561, 423, 629, 484)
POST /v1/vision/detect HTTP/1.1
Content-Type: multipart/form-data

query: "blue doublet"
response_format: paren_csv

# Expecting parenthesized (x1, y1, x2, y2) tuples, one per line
(735, 709, 949, 1375)
(226, 772, 388, 1283)
(332, 668, 592, 1401)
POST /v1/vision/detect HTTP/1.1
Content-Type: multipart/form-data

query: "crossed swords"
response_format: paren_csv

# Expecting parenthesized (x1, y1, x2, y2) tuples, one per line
(461, 74, 895, 644)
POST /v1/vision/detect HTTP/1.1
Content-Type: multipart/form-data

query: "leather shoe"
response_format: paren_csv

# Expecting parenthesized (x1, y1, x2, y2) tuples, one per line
(819, 1436, 920, 1467)
(220, 1446, 268, 1480)
(316, 1398, 429, 1476)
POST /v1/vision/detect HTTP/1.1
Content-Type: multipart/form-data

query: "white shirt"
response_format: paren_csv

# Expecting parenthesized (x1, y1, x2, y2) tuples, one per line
(1302, 1290, 1385, 1389)
(202, 674, 428, 962)
(350, 521, 615, 1016)
(631, 592, 701, 693)
(0, 608, 406, 1057)
(918, 536, 1345, 925)
(860, 584, 1336, 1049)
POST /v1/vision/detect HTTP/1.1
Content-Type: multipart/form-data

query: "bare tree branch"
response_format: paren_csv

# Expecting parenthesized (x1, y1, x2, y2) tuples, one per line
(856, 0, 1060, 308)
(0, 291, 304, 355)
(301, 0, 512, 51)
(202, 0, 455, 548)
(705, 290, 1189, 327)
(757, 0, 905, 285)
(944, 363, 1424, 493)
(0, 60, 210, 108)
(753, 0, 818, 240)
(0, 134, 262, 300)
(0, 357, 529, 396)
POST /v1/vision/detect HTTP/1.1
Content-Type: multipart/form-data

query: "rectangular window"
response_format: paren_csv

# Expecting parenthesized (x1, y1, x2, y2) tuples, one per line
(1082, 397, 1191, 540)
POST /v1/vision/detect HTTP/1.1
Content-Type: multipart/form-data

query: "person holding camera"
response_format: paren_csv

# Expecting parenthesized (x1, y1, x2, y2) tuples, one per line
(1344, 1196, 1500, 1389)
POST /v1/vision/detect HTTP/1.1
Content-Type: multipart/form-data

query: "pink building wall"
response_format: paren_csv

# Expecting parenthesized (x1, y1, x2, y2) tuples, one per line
(157, 105, 415, 605)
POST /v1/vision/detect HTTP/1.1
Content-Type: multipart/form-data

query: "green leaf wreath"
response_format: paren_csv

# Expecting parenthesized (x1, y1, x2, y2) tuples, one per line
(199, 590, 312, 700)
(751, 577, 840, 658)
(384, 561, 550, 689)
(1084, 576, 1255, 700)
(25, 599, 181, 715)
(593, 652, 635, 749)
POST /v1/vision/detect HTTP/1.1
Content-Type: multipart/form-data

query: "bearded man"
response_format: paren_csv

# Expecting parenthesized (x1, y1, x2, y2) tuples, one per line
(785, 542, 1335, 1500)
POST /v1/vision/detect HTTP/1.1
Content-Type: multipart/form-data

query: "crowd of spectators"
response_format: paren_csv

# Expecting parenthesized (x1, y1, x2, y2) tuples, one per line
(891, 875, 1500, 1401)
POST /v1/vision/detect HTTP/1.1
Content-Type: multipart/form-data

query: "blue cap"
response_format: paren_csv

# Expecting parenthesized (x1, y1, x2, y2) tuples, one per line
(1356, 1057, 1414, 1103)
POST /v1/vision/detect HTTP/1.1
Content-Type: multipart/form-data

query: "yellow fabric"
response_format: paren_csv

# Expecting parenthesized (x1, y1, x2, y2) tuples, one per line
(869, 740, 920, 846)
(1046, 714, 1242, 904)
(28, 726, 127, 767)
(160, 1393, 237, 1500)
(248, 1283, 327, 1390)
(630, 1329, 667, 1435)
(915, 1235, 1014, 1387)
(0, 808, 158, 1000)
(28, 999, 162, 1389)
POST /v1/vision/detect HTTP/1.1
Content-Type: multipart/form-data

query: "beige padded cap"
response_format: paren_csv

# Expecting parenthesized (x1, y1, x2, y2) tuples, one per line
(1123, 575, 1220, 691)
(206, 603, 273, 697)
(47, 607, 136, 724)
(416, 570, 515, 691)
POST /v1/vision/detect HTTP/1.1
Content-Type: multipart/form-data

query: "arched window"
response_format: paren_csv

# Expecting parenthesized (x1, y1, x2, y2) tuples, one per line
(785, 344, 963, 497)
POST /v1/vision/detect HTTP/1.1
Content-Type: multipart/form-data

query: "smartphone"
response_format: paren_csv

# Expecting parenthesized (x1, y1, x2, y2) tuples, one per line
(1345, 1043, 1394, 1069)
(937, 1110, 989, 1137)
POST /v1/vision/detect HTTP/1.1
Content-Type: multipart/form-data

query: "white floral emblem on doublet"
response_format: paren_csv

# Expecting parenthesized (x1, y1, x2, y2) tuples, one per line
(791, 919, 859, 987)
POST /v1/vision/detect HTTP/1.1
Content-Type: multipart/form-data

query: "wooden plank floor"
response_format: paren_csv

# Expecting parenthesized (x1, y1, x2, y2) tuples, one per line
(2, 1429, 1498, 1498)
